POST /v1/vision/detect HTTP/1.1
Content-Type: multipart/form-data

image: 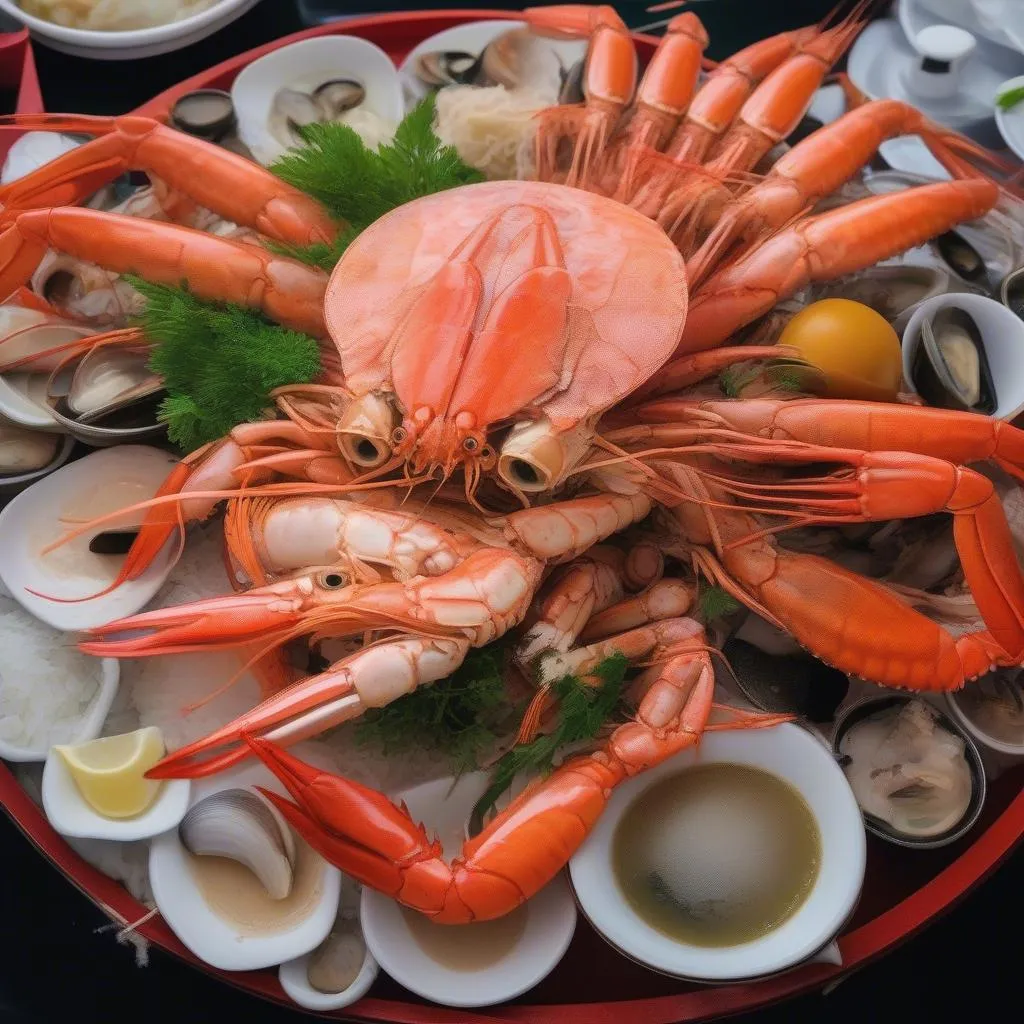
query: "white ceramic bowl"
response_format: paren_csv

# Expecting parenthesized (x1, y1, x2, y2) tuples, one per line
(359, 772, 577, 1008)
(995, 74, 1024, 161)
(278, 915, 380, 1012)
(0, 445, 179, 631)
(149, 760, 342, 972)
(231, 35, 404, 166)
(902, 292, 1024, 420)
(41, 739, 191, 841)
(0, 0, 261, 60)
(945, 685, 1024, 757)
(569, 724, 865, 982)
(0, 655, 119, 763)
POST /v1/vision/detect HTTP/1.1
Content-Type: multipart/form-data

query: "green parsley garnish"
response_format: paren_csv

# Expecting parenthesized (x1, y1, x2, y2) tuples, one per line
(997, 84, 1024, 111)
(698, 585, 742, 621)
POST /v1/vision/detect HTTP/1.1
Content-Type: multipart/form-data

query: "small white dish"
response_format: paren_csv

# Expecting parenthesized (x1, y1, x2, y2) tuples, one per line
(0, 0, 261, 60)
(902, 292, 1024, 420)
(995, 74, 1024, 161)
(398, 19, 587, 108)
(569, 724, 865, 982)
(232, 35, 404, 166)
(0, 445, 179, 631)
(42, 742, 191, 841)
(0, 432, 74, 497)
(279, 915, 380, 1012)
(360, 771, 577, 1008)
(0, 655, 119, 763)
(149, 759, 342, 972)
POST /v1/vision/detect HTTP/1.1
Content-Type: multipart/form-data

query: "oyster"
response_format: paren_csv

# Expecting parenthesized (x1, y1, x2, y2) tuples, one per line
(179, 788, 297, 900)
(911, 305, 996, 414)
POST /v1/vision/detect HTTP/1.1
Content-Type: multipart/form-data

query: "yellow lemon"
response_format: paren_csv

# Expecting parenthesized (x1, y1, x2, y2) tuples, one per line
(56, 727, 165, 819)
(779, 298, 902, 402)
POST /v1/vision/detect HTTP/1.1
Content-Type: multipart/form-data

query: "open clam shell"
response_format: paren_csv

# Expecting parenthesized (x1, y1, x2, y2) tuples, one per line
(231, 35, 403, 166)
(46, 342, 165, 447)
(0, 425, 75, 497)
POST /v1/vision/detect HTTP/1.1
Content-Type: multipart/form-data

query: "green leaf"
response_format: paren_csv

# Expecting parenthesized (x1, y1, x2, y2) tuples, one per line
(997, 84, 1024, 110)
(265, 228, 359, 273)
(356, 641, 515, 772)
(470, 653, 630, 826)
(132, 277, 321, 451)
(698, 585, 742, 621)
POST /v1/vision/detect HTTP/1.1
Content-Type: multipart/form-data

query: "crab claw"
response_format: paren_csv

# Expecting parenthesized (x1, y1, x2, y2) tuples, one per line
(79, 572, 352, 657)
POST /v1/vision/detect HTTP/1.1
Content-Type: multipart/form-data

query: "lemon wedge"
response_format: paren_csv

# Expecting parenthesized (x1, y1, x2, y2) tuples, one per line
(56, 727, 165, 819)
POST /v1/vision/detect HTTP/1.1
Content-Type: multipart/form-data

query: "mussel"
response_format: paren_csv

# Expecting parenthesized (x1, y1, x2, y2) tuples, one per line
(312, 79, 366, 118)
(169, 89, 236, 143)
(936, 229, 986, 283)
(999, 265, 1024, 322)
(416, 50, 480, 88)
(911, 305, 996, 414)
(267, 79, 368, 149)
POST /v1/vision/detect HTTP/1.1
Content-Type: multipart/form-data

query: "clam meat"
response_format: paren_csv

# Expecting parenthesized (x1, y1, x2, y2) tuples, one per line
(267, 78, 369, 150)
(912, 306, 996, 414)
(0, 419, 58, 475)
(307, 923, 367, 994)
(415, 29, 565, 100)
(179, 788, 297, 900)
(936, 230, 986, 283)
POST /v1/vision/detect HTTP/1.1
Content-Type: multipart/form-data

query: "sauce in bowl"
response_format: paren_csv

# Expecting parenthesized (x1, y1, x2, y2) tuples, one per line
(613, 763, 821, 947)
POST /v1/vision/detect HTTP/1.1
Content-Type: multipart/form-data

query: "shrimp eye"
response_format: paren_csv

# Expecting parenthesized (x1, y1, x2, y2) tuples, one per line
(462, 436, 479, 452)
(318, 571, 348, 590)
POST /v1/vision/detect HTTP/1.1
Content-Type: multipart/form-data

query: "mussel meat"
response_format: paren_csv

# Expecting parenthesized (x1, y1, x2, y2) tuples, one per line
(912, 306, 996, 414)
(270, 87, 324, 146)
(936, 229, 986, 283)
(179, 788, 297, 900)
(62, 345, 163, 426)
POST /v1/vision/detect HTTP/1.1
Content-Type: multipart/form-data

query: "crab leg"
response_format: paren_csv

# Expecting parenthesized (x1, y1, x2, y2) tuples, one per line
(0, 208, 328, 336)
(245, 633, 787, 923)
(676, 178, 999, 354)
(579, 578, 695, 642)
(0, 114, 339, 246)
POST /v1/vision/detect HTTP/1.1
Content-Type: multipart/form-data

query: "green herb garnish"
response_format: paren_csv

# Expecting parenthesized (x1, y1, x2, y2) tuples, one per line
(470, 653, 630, 826)
(698, 585, 742, 621)
(998, 84, 1024, 111)
(270, 95, 484, 268)
(135, 278, 321, 451)
(356, 642, 514, 773)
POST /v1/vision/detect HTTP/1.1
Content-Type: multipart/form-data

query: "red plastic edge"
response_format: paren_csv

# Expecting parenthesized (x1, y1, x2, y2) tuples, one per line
(0, 9, 1015, 1023)
(0, 28, 44, 161)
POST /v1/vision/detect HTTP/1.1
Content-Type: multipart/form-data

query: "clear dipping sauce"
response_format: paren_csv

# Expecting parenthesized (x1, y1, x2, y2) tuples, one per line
(400, 903, 529, 971)
(613, 764, 821, 947)
(186, 839, 324, 937)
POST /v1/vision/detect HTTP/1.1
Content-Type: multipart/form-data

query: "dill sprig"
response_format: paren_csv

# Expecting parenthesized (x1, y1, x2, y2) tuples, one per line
(356, 642, 515, 773)
(998, 84, 1024, 110)
(698, 585, 742, 621)
(133, 278, 321, 451)
(269, 95, 484, 268)
(471, 653, 630, 826)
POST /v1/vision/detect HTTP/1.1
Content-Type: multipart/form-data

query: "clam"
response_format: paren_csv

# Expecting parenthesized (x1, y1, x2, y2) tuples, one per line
(911, 305, 996, 414)
(231, 36, 403, 166)
(179, 788, 297, 900)
(416, 50, 479, 88)
(0, 419, 59, 476)
(307, 925, 367, 994)
(46, 340, 165, 446)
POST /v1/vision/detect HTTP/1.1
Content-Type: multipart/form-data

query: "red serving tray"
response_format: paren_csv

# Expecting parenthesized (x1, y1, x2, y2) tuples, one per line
(0, 26, 43, 161)
(1, 10, 1021, 1023)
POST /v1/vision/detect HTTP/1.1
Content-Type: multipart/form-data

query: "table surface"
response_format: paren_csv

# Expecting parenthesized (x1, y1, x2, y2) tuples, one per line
(2, 2, 1021, 1022)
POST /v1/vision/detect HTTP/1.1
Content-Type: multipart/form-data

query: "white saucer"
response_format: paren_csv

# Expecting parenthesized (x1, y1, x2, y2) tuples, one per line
(995, 74, 1024, 160)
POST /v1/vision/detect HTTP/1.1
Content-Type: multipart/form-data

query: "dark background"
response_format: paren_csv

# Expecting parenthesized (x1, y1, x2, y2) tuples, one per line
(1, 2, 1020, 1022)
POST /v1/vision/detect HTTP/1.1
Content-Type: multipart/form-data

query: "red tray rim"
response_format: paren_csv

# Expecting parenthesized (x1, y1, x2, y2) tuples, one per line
(0, 9, 1019, 1023)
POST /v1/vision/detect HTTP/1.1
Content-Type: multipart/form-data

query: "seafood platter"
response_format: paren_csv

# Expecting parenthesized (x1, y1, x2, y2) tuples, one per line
(2, 5, 1024, 1021)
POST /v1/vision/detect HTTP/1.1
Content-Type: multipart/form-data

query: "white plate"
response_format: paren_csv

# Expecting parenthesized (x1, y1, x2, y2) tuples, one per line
(278, 917, 380, 1012)
(231, 35, 404, 166)
(359, 772, 577, 1008)
(0, 655, 119, 763)
(848, 17, 1024, 131)
(0, 0, 262, 60)
(42, 742, 191, 841)
(569, 724, 865, 982)
(149, 760, 342, 972)
(398, 19, 587, 109)
(995, 74, 1024, 160)
(0, 445, 179, 631)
